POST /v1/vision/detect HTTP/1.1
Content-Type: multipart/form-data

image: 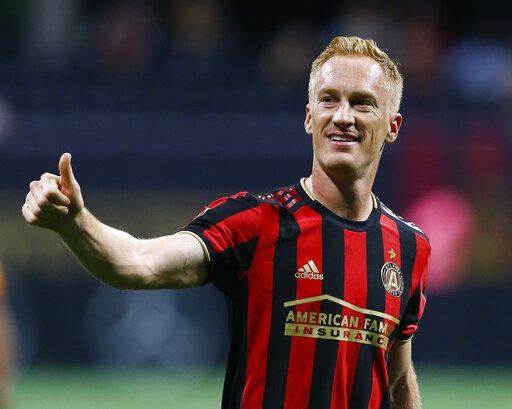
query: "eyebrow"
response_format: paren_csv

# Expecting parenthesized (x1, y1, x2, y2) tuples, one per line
(351, 91, 378, 106)
(317, 88, 379, 105)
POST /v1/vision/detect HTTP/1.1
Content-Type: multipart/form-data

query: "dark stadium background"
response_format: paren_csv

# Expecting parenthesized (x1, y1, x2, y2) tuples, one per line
(1, 1, 511, 408)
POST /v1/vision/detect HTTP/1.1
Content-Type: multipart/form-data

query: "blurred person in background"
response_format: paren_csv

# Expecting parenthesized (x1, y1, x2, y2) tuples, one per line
(159, 0, 233, 82)
(22, 36, 430, 409)
(0, 265, 13, 409)
(95, 2, 156, 78)
(460, 123, 512, 285)
(257, 21, 318, 93)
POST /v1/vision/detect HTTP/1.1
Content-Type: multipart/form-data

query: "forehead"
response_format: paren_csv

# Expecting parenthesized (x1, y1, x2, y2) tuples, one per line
(314, 54, 387, 97)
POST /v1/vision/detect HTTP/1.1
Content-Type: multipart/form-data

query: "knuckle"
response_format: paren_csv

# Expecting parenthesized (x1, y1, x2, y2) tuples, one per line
(42, 186, 53, 199)
(29, 180, 38, 190)
(41, 172, 56, 181)
(56, 205, 66, 214)
(35, 196, 46, 207)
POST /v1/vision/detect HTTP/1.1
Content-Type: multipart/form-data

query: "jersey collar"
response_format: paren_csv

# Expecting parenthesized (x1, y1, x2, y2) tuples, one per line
(300, 177, 378, 209)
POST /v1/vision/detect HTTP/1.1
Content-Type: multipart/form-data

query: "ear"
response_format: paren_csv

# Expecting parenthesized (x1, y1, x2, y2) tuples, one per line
(385, 113, 402, 144)
(304, 104, 313, 135)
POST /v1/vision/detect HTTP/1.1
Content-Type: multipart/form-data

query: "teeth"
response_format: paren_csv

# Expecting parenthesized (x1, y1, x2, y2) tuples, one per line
(330, 136, 354, 141)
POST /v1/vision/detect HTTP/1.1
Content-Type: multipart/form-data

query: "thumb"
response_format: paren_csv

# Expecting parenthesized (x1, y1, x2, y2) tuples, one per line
(58, 152, 77, 190)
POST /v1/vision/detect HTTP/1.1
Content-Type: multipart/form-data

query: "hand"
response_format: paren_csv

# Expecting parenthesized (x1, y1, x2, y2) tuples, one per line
(22, 153, 85, 232)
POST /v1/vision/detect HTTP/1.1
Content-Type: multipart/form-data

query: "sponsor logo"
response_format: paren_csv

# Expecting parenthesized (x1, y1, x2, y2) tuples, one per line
(381, 262, 404, 297)
(295, 260, 323, 280)
(282, 295, 399, 349)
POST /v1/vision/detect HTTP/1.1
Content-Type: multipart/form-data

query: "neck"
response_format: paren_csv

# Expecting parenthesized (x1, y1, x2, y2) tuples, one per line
(306, 159, 378, 221)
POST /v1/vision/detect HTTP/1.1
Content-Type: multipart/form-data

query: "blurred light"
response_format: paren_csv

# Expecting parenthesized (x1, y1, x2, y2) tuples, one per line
(442, 38, 512, 101)
(407, 188, 475, 293)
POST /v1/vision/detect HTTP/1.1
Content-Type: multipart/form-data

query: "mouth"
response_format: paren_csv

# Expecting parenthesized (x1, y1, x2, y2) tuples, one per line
(327, 133, 360, 143)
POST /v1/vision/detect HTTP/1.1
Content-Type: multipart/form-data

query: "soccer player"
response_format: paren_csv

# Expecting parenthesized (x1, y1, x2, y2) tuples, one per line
(22, 36, 430, 409)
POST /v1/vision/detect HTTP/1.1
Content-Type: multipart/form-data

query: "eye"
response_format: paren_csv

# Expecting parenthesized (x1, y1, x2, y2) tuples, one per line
(321, 96, 337, 104)
(354, 98, 370, 105)
(352, 97, 377, 108)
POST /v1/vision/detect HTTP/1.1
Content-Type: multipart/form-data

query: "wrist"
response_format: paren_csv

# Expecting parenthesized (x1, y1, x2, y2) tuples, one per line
(54, 207, 87, 237)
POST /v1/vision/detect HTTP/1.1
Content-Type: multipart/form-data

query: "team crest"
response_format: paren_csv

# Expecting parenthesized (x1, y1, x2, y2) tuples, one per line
(380, 262, 403, 297)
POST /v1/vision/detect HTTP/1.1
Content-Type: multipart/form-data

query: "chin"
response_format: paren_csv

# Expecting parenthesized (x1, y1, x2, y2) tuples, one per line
(320, 157, 359, 175)
(325, 151, 359, 166)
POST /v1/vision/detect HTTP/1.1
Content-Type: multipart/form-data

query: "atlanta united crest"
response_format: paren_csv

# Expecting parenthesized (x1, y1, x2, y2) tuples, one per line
(381, 262, 404, 297)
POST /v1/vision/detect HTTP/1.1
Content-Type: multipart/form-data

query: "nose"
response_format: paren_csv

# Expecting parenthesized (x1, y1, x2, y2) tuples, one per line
(332, 100, 355, 130)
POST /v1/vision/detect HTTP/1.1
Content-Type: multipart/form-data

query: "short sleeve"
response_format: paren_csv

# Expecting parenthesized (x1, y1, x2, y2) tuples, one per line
(178, 192, 261, 295)
(395, 238, 431, 341)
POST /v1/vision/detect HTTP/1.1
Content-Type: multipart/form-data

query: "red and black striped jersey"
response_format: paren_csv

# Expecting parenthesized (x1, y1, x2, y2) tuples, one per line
(179, 178, 431, 409)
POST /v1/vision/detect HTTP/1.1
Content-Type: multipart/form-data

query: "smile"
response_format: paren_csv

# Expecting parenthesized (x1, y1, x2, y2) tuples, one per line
(327, 134, 360, 142)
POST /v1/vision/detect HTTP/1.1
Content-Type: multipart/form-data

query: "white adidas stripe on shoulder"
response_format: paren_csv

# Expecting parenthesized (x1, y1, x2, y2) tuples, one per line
(380, 203, 426, 235)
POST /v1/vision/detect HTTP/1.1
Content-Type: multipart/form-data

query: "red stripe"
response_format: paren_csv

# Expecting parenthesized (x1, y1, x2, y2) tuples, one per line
(242, 204, 279, 409)
(283, 206, 323, 409)
(398, 234, 431, 339)
(284, 197, 300, 209)
(203, 207, 260, 253)
(367, 214, 403, 409)
(206, 191, 249, 210)
(414, 234, 431, 322)
(330, 230, 367, 409)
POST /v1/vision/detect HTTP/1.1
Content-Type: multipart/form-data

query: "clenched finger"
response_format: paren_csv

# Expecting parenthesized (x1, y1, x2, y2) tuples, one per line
(22, 203, 37, 224)
(40, 175, 70, 206)
(25, 192, 43, 217)
(28, 190, 68, 218)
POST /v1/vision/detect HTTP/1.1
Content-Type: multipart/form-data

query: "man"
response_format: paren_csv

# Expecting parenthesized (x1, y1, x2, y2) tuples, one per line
(22, 36, 430, 409)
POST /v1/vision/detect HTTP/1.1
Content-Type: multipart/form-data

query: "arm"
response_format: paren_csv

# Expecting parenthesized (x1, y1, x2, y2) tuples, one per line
(22, 153, 208, 290)
(387, 339, 421, 409)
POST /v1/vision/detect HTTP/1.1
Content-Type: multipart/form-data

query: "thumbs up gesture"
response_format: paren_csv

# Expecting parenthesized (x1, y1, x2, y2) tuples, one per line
(22, 153, 85, 231)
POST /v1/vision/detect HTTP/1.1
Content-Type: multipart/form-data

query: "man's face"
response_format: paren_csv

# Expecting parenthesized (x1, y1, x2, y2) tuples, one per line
(305, 54, 402, 177)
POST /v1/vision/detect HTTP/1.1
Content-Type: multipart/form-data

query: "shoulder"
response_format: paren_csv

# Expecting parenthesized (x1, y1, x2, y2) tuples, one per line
(378, 199, 430, 245)
(197, 182, 307, 222)
(254, 184, 308, 212)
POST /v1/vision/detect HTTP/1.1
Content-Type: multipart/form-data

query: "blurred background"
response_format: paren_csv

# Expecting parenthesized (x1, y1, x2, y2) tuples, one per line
(0, 0, 511, 408)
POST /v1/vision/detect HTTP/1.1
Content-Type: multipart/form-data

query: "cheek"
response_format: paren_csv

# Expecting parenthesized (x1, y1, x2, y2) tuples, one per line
(312, 111, 331, 131)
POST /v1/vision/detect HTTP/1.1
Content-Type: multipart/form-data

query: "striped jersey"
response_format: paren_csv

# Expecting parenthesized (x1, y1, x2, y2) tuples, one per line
(179, 178, 431, 409)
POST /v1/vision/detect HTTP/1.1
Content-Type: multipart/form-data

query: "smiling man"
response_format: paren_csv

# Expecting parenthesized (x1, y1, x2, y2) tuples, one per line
(22, 36, 431, 409)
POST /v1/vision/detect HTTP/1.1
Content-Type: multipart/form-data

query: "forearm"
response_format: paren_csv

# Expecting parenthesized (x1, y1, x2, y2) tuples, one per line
(390, 364, 421, 409)
(23, 158, 207, 289)
(56, 208, 150, 289)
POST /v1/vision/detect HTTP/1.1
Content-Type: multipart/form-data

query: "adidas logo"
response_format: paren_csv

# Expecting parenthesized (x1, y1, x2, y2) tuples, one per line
(295, 260, 324, 280)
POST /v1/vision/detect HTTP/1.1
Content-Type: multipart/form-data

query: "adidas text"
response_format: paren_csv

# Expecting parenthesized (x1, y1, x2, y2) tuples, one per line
(295, 271, 324, 280)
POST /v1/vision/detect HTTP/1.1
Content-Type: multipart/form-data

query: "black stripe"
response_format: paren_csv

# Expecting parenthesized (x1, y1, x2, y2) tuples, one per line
(348, 222, 385, 409)
(211, 237, 259, 297)
(307, 216, 345, 409)
(288, 200, 306, 214)
(396, 286, 422, 340)
(189, 194, 260, 234)
(396, 226, 417, 330)
(262, 209, 300, 409)
(395, 228, 422, 341)
(378, 388, 391, 409)
(222, 281, 248, 409)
